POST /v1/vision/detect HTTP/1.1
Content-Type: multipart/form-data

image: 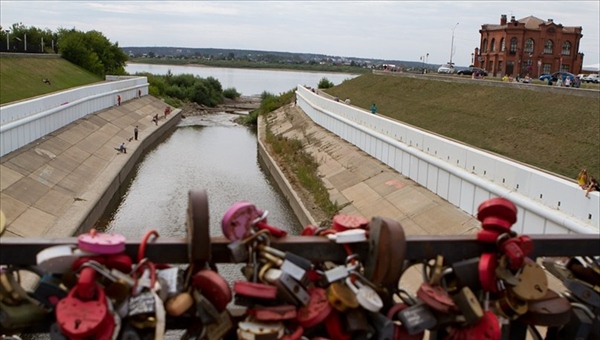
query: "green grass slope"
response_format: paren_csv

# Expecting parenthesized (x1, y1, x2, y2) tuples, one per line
(326, 73, 600, 179)
(0, 55, 102, 105)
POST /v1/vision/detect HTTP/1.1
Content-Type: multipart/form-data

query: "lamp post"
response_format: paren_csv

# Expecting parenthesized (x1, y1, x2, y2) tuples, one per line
(471, 53, 474, 66)
(5, 30, 9, 51)
(449, 22, 459, 65)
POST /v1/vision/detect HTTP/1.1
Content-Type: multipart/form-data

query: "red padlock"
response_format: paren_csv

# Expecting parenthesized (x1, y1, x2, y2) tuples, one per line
(192, 269, 232, 311)
(296, 287, 332, 328)
(233, 281, 278, 300)
(246, 305, 297, 321)
(55, 272, 110, 338)
(461, 310, 501, 340)
(514, 235, 534, 255)
(324, 309, 352, 340)
(416, 282, 457, 313)
(478, 253, 498, 293)
(481, 216, 513, 233)
(477, 198, 517, 225)
(332, 214, 369, 232)
(255, 220, 288, 238)
(500, 239, 525, 270)
(476, 229, 501, 243)
(301, 225, 318, 236)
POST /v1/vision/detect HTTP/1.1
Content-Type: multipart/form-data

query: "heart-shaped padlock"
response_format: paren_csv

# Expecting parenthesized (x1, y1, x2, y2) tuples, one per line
(296, 287, 332, 328)
(221, 201, 262, 241)
(77, 229, 126, 254)
(332, 214, 369, 232)
(191, 269, 232, 311)
(55, 283, 109, 338)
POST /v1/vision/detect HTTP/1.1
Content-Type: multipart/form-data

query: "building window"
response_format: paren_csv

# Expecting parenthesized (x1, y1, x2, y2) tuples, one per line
(542, 63, 552, 74)
(491, 38, 496, 52)
(544, 40, 553, 54)
(482, 39, 488, 53)
(510, 38, 518, 53)
(500, 38, 506, 52)
(561, 64, 569, 72)
(562, 41, 571, 55)
(524, 39, 534, 53)
(498, 61, 503, 73)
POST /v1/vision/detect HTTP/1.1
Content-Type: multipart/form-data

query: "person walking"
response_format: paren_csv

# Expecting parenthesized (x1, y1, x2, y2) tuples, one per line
(134, 126, 139, 141)
(371, 103, 377, 114)
(117, 95, 121, 106)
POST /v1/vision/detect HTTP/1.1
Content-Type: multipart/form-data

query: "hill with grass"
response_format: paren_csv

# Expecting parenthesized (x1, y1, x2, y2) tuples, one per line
(0, 55, 102, 105)
(325, 73, 600, 179)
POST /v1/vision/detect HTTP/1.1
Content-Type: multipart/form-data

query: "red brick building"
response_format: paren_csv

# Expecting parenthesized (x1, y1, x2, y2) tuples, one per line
(474, 15, 584, 77)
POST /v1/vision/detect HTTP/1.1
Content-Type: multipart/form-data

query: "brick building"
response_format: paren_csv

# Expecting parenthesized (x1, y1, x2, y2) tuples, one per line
(474, 15, 584, 77)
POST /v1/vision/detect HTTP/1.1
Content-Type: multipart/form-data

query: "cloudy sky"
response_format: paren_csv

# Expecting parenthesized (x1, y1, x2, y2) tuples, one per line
(1, 1, 599, 68)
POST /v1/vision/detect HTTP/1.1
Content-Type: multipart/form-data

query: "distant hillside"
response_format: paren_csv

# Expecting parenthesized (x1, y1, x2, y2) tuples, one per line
(0, 55, 102, 105)
(325, 73, 599, 179)
(121, 46, 441, 70)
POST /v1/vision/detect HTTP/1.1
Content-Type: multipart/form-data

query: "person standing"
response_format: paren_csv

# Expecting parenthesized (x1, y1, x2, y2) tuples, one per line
(371, 103, 377, 114)
(117, 95, 121, 106)
(134, 126, 139, 141)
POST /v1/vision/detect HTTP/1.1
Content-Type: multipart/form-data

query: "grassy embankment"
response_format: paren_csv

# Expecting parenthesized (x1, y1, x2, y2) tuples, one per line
(325, 73, 599, 179)
(0, 56, 102, 105)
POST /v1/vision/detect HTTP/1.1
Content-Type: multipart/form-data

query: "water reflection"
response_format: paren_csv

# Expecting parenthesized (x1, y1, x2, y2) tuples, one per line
(105, 113, 302, 239)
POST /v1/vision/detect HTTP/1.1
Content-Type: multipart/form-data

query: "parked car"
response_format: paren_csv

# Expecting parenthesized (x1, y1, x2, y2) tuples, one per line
(582, 74, 599, 83)
(457, 67, 488, 76)
(539, 72, 576, 83)
(437, 64, 455, 74)
(576, 74, 587, 80)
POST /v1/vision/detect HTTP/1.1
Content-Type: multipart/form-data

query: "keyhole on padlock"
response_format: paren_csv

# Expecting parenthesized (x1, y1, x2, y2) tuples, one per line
(534, 284, 543, 292)
(74, 319, 81, 329)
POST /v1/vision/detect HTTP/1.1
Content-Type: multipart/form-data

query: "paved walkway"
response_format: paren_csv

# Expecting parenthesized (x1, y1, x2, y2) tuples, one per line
(0, 96, 177, 238)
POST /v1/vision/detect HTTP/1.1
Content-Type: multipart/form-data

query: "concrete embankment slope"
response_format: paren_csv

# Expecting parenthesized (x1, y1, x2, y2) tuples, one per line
(0, 96, 180, 238)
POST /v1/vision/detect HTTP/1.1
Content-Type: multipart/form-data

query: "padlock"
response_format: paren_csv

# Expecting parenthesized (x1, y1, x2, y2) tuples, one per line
(395, 302, 438, 335)
(237, 316, 285, 340)
(0, 299, 50, 330)
(340, 308, 375, 338)
(247, 305, 297, 321)
(451, 257, 482, 291)
(324, 309, 352, 340)
(453, 286, 483, 325)
(477, 197, 517, 226)
(77, 228, 126, 254)
(332, 214, 369, 232)
(364, 216, 406, 286)
(296, 287, 333, 329)
(259, 264, 301, 306)
(260, 251, 309, 286)
(55, 278, 110, 338)
(79, 261, 132, 307)
(326, 281, 360, 312)
(509, 259, 548, 301)
(476, 229, 502, 243)
(567, 256, 600, 285)
(165, 290, 194, 317)
(186, 189, 211, 265)
(345, 275, 383, 312)
(494, 289, 528, 320)
(36, 244, 97, 273)
(416, 282, 456, 313)
(228, 229, 271, 263)
(494, 255, 519, 287)
(156, 266, 183, 299)
(478, 253, 498, 293)
(32, 273, 68, 309)
(326, 228, 367, 243)
(128, 290, 158, 327)
(563, 277, 600, 308)
(519, 289, 571, 326)
(366, 310, 395, 340)
(191, 268, 232, 311)
(460, 310, 501, 340)
(557, 303, 594, 340)
(234, 280, 278, 300)
(221, 201, 263, 241)
(192, 289, 221, 325)
(205, 309, 234, 340)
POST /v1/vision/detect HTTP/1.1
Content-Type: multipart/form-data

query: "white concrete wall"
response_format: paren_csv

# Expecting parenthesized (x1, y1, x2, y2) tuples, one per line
(296, 86, 599, 234)
(0, 76, 148, 156)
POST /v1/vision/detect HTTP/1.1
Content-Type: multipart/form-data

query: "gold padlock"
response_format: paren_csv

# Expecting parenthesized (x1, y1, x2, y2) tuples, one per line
(0, 299, 50, 330)
(510, 260, 548, 301)
(326, 281, 359, 312)
(495, 290, 528, 320)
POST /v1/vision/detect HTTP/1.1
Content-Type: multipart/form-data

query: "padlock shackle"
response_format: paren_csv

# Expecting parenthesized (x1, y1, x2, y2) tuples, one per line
(138, 229, 161, 263)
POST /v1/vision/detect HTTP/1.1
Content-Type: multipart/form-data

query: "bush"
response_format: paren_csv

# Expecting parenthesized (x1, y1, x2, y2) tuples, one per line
(318, 77, 334, 89)
(223, 87, 241, 99)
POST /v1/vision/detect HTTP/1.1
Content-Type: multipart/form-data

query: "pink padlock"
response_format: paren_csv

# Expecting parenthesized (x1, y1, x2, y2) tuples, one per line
(221, 201, 263, 241)
(77, 229, 126, 254)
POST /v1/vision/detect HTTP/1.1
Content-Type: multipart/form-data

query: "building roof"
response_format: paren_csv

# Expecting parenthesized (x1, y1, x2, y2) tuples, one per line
(482, 15, 581, 33)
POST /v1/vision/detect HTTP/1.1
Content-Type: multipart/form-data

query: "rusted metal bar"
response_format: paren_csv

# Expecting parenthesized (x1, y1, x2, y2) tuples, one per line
(1, 234, 597, 266)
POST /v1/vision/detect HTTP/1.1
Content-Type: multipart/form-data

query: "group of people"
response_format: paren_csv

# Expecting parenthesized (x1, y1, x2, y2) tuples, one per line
(577, 169, 599, 198)
(502, 74, 532, 83)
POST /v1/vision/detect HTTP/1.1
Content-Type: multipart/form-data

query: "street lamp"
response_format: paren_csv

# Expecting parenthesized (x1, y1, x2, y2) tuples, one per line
(449, 22, 459, 65)
(5, 30, 9, 51)
(471, 53, 475, 66)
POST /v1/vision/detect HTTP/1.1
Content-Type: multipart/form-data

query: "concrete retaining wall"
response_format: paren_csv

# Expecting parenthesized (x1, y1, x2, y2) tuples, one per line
(296, 85, 598, 234)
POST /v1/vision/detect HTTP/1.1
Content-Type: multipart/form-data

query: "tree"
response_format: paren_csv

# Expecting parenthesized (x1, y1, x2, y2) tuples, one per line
(57, 28, 128, 76)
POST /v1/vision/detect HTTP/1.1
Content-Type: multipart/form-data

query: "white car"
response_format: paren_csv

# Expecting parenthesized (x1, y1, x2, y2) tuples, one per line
(437, 64, 455, 74)
(582, 74, 599, 83)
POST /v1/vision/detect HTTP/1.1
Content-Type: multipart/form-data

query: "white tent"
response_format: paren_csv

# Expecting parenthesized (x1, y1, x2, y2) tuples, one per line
(582, 63, 600, 72)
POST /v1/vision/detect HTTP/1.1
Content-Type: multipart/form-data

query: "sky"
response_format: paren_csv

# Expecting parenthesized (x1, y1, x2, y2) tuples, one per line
(1, 1, 599, 68)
